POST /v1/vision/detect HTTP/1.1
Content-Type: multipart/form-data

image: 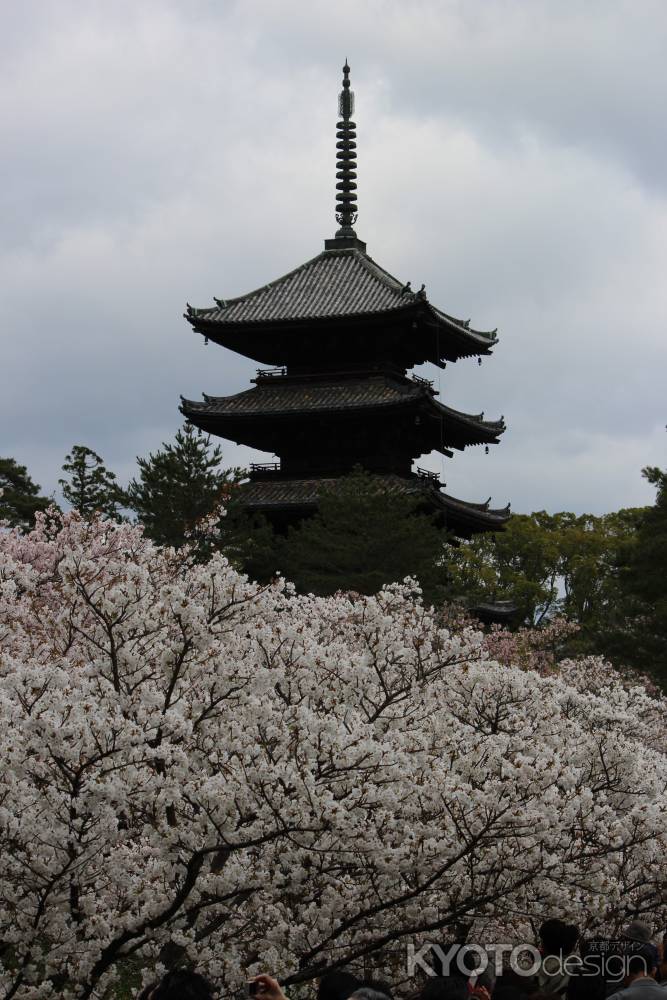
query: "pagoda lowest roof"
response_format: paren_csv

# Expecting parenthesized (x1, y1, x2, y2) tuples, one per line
(186, 245, 498, 355)
(240, 474, 510, 537)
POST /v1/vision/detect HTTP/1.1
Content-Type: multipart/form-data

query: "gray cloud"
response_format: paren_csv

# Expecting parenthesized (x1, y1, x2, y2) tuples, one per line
(1, 0, 665, 517)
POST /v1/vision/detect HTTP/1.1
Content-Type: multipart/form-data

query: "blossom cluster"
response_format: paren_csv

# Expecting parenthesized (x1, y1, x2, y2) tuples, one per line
(1, 511, 666, 999)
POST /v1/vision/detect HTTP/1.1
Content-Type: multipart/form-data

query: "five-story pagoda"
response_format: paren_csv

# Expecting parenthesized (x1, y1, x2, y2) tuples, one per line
(181, 63, 509, 538)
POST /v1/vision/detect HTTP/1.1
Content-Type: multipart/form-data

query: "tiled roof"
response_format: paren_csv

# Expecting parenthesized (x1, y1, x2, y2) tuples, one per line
(436, 490, 511, 521)
(180, 376, 505, 441)
(186, 247, 497, 347)
(240, 475, 510, 532)
(183, 377, 421, 417)
(471, 601, 518, 622)
(435, 401, 506, 436)
(196, 250, 406, 322)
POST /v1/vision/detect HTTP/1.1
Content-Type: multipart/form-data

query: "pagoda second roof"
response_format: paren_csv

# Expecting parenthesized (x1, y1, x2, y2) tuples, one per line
(186, 247, 497, 348)
(181, 375, 505, 440)
(184, 377, 421, 416)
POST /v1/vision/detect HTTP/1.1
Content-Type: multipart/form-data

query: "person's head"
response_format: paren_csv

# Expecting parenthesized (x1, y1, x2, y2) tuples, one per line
(491, 988, 526, 1000)
(538, 919, 579, 957)
(356, 980, 393, 1000)
(347, 989, 391, 1000)
(318, 972, 361, 1000)
(142, 969, 215, 1000)
(624, 944, 658, 984)
(659, 932, 667, 981)
(417, 977, 468, 1000)
(623, 920, 652, 945)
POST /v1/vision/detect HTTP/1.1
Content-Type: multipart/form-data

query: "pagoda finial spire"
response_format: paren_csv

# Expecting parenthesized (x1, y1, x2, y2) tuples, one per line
(334, 60, 358, 238)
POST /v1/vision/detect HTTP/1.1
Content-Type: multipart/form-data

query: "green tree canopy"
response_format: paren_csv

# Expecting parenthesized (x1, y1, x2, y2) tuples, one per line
(605, 465, 667, 679)
(126, 423, 244, 548)
(274, 469, 452, 603)
(447, 512, 563, 625)
(448, 509, 642, 631)
(0, 457, 51, 530)
(59, 445, 124, 520)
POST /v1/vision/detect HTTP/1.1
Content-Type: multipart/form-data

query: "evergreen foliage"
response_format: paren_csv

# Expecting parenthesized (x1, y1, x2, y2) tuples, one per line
(126, 423, 244, 548)
(218, 502, 280, 581)
(274, 469, 451, 602)
(605, 465, 667, 678)
(0, 457, 51, 529)
(59, 444, 124, 520)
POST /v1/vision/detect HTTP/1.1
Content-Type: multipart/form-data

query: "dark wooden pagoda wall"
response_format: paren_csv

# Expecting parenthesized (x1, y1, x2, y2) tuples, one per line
(278, 421, 414, 478)
(203, 314, 447, 371)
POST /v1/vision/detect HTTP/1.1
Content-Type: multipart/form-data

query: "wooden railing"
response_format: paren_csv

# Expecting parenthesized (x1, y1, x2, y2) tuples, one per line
(411, 372, 434, 389)
(416, 466, 445, 487)
(250, 462, 280, 474)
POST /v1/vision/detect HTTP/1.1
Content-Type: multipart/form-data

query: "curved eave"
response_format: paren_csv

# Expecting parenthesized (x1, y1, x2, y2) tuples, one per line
(427, 303, 498, 351)
(185, 299, 418, 332)
(185, 300, 498, 361)
(436, 489, 511, 522)
(431, 399, 506, 445)
(181, 392, 506, 458)
(406, 478, 510, 529)
(180, 386, 504, 430)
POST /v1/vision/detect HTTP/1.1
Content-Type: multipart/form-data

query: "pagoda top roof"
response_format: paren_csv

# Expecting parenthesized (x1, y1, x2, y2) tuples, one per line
(185, 246, 498, 350)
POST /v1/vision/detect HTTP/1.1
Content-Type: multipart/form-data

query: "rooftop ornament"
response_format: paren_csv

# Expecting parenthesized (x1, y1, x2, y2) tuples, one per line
(335, 61, 358, 239)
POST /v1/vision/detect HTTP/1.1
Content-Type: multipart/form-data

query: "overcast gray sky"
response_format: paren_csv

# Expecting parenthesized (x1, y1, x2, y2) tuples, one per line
(2, 0, 666, 515)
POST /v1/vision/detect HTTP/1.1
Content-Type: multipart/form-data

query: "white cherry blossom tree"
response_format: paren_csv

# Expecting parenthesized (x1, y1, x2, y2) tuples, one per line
(0, 511, 666, 999)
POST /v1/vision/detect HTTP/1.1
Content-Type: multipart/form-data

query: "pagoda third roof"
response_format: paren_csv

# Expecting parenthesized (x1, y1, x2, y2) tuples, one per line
(186, 247, 497, 345)
(240, 475, 510, 529)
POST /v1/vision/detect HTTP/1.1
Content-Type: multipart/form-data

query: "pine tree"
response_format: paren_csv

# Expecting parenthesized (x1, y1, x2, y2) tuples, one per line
(607, 464, 667, 680)
(0, 457, 51, 530)
(277, 469, 451, 602)
(59, 445, 124, 520)
(126, 423, 244, 548)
